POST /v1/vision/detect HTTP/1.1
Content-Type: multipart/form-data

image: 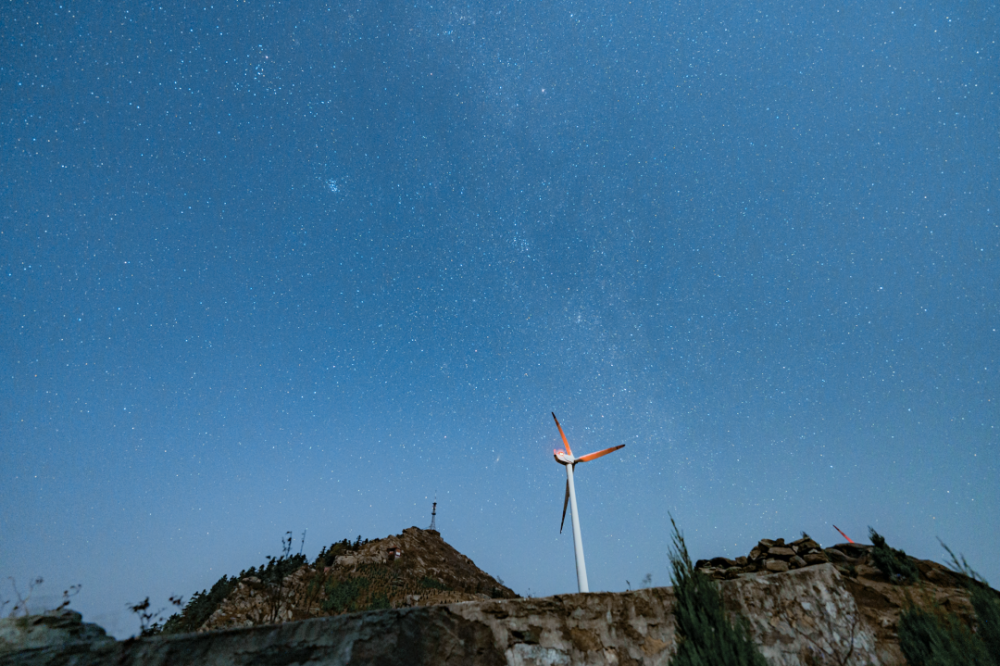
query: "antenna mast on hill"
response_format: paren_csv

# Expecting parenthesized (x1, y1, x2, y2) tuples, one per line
(429, 496, 437, 531)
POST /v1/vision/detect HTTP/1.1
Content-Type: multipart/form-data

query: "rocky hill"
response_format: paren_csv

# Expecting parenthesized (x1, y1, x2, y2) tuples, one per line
(3, 529, 996, 665)
(196, 527, 517, 632)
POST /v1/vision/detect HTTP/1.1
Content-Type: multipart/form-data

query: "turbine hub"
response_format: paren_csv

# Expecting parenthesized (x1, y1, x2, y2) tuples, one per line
(553, 449, 574, 465)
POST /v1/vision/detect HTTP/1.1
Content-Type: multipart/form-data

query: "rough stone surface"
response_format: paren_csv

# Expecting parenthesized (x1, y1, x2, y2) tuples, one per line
(721, 565, 879, 666)
(0, 565, 916, 666)
(0, 611, 113, 656)
(803, 552, 830, 565)
(766, 560, 790, 573)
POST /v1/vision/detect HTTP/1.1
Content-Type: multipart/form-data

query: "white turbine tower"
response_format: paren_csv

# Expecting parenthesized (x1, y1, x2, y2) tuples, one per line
(551, 412, 625, 593)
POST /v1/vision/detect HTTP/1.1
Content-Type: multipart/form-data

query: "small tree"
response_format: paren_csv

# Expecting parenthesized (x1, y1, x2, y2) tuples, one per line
(868, 528, 918, 584)
(667, 516, 768, 666)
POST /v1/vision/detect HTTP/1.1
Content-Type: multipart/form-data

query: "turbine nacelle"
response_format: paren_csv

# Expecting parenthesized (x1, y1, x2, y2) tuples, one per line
(553, 449, 575, 465)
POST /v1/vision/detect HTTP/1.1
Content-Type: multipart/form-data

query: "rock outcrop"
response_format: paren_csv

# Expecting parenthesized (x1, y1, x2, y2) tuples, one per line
(0, 564, 936, 666)
(0, 610, 113, 657)
(4, 531, 995, 666)
(694, 535, 990, 664)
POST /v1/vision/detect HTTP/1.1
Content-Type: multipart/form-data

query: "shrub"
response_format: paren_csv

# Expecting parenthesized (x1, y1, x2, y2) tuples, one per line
(869, 528, 918, 584)
(323, 577, 369, 614)
(161, 575, 237, 635)
(898, 541, 1000, 666)
(899, 606, 992, 666)
(667, 516, 768, 666)
(940, 542, 1000, 665)
(419, 577, 450, 591)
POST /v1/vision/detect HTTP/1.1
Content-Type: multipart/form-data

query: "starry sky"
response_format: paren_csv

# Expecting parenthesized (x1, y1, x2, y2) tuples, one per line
(2, 0, 997, 638)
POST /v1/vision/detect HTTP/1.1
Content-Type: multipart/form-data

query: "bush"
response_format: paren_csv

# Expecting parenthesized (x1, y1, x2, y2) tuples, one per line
(940, 542, 1000, 665)
(419, 577, 450, 591)
(899, 606, 992, 666)
(322, 577, 370, 614)
(869, 528, 918, 584)
(898, 541, 1000, 666)
(667, 516, 768, 666)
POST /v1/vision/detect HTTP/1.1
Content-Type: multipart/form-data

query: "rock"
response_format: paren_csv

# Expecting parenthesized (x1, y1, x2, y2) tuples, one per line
(734, 556, 748, 567)
(757, 539, 776, 549)
(825, 548, 850, 563)
(837, 543, 872, 560)
(767, 547, 796, 560)
(710, 557, 737, 568)
(789, 555, 807, 569)
(804, 552, 831, 565)
(748, 546, 766, 561)
(0, 610, 114, 656)
(835, 564, 856, 578)
(855, 564, 882, 579)
(790, 538, 821, 553)
(773, 538, 786, 547)
(765, 560, 790, 573)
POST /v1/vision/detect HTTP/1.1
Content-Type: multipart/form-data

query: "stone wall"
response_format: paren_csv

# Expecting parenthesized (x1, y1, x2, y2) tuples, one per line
(1, 563, 918, 666)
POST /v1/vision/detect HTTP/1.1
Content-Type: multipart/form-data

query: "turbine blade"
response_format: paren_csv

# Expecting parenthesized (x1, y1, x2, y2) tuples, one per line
(551, 412, 573, 457)
(576, 444, 625, 463)
(560, 479, 570, 534)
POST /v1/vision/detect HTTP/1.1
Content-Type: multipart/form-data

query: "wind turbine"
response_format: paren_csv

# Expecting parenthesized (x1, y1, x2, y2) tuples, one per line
(551, 412, 625, 593)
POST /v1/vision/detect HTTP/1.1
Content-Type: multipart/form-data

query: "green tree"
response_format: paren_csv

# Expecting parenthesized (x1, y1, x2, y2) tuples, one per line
(667, 516, 768, 666)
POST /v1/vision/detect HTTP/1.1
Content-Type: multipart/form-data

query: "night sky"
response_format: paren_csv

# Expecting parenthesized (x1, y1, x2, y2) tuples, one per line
(2, 0, 997, 638)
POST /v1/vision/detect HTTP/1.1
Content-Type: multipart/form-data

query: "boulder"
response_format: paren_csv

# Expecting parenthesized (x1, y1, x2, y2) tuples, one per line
(0, 610, 114, 656)
(790, 538, 821, 553)
(803, 552, 831, 565)
(824, 548, 850, 563)
(767, 547, 796, 560)
(766, 560, 790, 573)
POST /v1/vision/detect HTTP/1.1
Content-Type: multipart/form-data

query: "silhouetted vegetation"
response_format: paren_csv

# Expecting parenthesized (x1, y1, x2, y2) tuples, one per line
(128, 595, 183, 637)
(667, 516, 768, 666)
(3, 577, 80, 618)
(161, 575, 238, 635)
(159, 531, 369, 635)
(869, 527, 918, 584)
(899, 605, 992, 666)
(898, 541, 1000, 666)
(314, 536, 369, 569)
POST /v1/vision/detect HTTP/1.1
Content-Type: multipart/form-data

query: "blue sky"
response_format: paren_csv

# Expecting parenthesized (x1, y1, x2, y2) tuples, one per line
(2, 0, 997, 637)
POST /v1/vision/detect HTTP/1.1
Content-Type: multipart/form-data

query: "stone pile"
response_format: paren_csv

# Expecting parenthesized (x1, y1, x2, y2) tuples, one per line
(695, 536, 888, 580)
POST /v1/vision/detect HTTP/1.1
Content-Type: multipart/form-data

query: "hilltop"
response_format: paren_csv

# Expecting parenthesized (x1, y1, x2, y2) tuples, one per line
(163, 527, 517, 634)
